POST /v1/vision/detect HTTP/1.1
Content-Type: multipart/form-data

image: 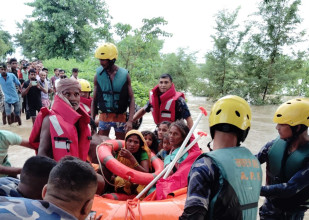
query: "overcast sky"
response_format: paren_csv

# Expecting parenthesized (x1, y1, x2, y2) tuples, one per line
(1, 0, 308, 61)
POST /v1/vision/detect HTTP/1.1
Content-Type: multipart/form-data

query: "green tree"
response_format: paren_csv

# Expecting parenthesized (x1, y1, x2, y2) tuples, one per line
(0, 26, 14, 60)
(15, 0, 112, 60)
(204, 7, 250, 98)
(115, 17, 172, 85)
(160, 48, 199, 92)
(244, 0, 306, 101)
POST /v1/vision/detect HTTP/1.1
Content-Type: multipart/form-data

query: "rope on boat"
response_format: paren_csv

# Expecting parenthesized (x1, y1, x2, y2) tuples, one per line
(96, 144, 117, 187)
(125, 198, 142, 220)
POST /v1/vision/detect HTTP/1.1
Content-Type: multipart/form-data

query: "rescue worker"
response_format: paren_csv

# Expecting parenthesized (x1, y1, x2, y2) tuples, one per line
(91, 43, 135, 140)
(0, 156, 57, 199)
(78, 78, 92, 115)
(257, 98, 309, 219)
(29, 78, 91, 162)
(180, 95, 262, 220)
(133, 73, 193, 128)
(0, 156, 99, 220)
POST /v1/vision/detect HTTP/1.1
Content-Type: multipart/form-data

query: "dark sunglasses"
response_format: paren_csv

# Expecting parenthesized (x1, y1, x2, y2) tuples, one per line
(60, 75, 67, 79)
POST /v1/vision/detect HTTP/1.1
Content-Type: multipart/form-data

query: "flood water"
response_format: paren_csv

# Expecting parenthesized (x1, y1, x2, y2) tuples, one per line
(2, 94, 308, 219)
(3, 95, 280, 165)
(141, 95, 279, 155)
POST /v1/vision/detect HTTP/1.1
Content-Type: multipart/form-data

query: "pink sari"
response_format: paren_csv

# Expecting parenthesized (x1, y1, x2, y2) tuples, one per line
(155, 135, 202, 200)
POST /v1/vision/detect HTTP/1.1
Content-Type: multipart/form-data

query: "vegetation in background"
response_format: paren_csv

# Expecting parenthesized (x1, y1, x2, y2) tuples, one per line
(0, 25, 14, 60)
(200, 7, 250, 99)
(42, 57, 149, 106)
(1, 0, 308, 105)
(115, 17, 171, 86)
(15, 0, 112, 60)
(240, 0, 306, 104)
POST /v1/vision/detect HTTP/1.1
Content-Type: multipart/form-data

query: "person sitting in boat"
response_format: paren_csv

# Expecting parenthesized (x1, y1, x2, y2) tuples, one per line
(114, 130, 152, 195)
(156, 120, 171, 152)
(180, 95, 262, 219)
(155, 120, 201, 200)
(163, 120, 190, 171)
(141, 130, 158, 154)
(0, 156, 56, 199)
(0, 156, 99, 220)
(156, 133, 172, 160)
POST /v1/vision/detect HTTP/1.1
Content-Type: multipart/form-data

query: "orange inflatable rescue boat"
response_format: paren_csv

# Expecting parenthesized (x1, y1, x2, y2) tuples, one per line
(96, 139, 164, 185)
(92, 187, 187, 219)
(93, 140, 187, 219)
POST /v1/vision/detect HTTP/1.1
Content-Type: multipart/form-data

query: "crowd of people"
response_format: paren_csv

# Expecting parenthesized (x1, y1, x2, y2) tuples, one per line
(0, 43, 308, 219)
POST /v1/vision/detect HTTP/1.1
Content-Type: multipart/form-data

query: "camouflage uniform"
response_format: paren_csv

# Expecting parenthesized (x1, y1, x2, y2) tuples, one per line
(257, 140, 309, 219)
(182, 156, 220, 212)
(0, 196, 77, 219)
(0, 177, 21, 197)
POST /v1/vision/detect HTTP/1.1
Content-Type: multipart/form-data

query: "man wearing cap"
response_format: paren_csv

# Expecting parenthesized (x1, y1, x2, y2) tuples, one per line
(29, 78, 91, 161)
(92, 43, 135, 140)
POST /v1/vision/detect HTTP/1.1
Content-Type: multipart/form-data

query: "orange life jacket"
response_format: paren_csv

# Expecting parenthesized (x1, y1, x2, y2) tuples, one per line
(29, 95, 91, 161)
(149, 83, 184, 125)
(80, 96, 92, 114)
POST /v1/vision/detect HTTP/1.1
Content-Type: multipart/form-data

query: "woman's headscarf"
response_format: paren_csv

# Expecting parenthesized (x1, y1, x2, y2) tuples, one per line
(117, 129, 152, 170)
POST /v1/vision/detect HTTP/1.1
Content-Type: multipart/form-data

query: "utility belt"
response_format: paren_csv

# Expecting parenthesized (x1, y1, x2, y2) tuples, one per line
(99, 112, 126, 123)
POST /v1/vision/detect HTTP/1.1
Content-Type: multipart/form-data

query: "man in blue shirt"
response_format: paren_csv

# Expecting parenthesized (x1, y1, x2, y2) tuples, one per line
(0, 63, 22, 125)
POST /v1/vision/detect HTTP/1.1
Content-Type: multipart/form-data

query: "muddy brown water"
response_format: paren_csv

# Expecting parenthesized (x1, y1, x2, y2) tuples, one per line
(1, 95, 308, 219)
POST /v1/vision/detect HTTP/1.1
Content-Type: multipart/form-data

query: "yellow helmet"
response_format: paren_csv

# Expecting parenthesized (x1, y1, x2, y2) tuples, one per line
(209, 95, 251, 130)
(94, 43, 118, 60)
(273, 98, 309, 127)
(78, 79, 91, 92)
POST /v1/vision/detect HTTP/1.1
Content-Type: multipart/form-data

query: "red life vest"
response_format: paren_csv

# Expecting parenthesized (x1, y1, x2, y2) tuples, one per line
(80, 96, 92, 114)
(149, 83, 184, 125)
(29, 95, 91, 161)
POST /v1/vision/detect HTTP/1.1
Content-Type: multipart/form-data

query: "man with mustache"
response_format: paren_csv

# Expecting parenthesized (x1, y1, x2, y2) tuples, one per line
(29, 78, 91, 162)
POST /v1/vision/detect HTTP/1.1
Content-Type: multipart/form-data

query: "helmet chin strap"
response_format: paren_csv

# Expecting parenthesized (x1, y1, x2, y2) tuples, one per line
(207, 140, 213, 152)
